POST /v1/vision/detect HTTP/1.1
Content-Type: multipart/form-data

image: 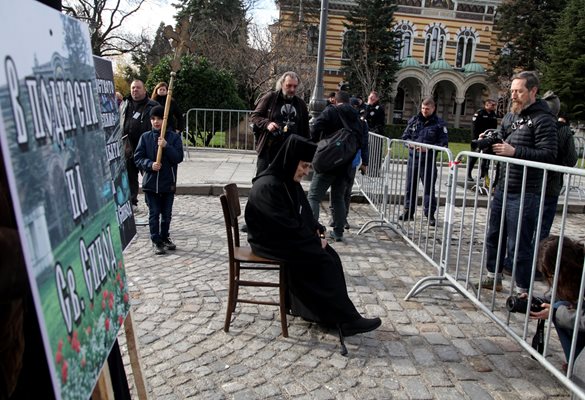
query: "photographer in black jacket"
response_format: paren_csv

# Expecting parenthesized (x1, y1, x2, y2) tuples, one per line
(476, 71, 558, 294)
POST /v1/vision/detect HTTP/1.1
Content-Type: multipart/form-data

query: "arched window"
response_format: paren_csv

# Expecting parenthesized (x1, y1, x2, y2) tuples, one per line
(394, 22, 414, 60)
(424, 24, 446, 64)
(342, 29, 365, 60)
(307, 26, 319, 57)
(456, 29, 477, 67)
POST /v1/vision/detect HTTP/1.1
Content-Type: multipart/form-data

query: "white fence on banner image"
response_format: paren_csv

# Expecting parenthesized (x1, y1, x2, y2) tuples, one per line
(355, 131, 585, 399)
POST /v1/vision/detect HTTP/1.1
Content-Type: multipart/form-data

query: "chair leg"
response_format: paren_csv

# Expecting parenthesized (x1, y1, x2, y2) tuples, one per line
(224, 261, 237, 332)
(279, 264, 288, 338)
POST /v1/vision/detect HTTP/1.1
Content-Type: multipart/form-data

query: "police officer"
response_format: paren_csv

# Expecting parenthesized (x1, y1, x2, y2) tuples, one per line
(399, 96, 448, 226)
(365, 91, 385, 135)
(468, 99, 498, 181)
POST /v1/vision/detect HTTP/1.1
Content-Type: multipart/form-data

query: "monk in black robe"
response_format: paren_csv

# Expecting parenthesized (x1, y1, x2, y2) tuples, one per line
(245, 134, 381, 336)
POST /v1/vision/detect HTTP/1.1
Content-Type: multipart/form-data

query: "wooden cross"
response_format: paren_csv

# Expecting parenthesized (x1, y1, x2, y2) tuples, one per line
(163, 17, 197, 71)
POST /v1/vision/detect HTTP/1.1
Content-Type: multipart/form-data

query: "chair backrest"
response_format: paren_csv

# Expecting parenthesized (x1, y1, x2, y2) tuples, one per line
(222, 183, 242, 247)
(220, 193, 237, 262)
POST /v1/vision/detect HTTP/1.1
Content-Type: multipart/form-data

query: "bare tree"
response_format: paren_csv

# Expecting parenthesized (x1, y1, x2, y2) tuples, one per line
(62, 0, 151, 56)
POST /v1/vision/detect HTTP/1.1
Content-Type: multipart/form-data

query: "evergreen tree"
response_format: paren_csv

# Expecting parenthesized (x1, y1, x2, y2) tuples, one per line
(490, 0, 567, 85)
(147, 55, 246, 111)
(147, 23, 173, 68)
(340, 0, 399, 100)
(540, 0, 585, 121)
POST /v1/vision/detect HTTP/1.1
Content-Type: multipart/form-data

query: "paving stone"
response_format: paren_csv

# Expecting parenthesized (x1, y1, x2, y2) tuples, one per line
(118, 193, 574, 399)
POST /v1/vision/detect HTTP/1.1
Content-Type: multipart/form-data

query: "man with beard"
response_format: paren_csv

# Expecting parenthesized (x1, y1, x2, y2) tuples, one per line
(120, 79, 158, 209)
(476, 71, 558, 294)
(250, 71, 310, 175)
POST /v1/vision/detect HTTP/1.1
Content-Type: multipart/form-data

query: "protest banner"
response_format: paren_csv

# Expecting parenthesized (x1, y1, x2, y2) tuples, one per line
(94, 56, 136, 250)
(0, 2, 131, 398)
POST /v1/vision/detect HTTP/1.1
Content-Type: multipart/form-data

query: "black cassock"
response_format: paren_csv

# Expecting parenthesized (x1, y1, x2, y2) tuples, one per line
(245, 136, 361, 325)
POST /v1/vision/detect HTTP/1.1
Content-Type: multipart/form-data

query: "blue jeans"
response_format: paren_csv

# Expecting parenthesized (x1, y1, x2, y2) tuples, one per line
(539, 195, 558, 242)
(144, 191, 175, 243)
(404, 151, 437, 216)
(307, 171, 347, 236)
(485, 189, 540, 290)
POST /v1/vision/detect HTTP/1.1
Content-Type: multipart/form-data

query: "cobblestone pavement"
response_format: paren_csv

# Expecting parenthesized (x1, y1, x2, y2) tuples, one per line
(120, 195, 571, 400)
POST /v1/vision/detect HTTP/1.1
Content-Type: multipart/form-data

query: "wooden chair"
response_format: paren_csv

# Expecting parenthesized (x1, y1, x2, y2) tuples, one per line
(220, 183, 288, 337)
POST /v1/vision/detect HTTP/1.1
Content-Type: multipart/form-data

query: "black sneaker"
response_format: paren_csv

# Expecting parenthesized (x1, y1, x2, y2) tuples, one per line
(344, 221, 350, 230)
(162, 237, 176, 251)
(153, 242, 166, 255)
(341, 317, 382, 336)
(240, 224, 248, 233)
(428, 216, 436, 227)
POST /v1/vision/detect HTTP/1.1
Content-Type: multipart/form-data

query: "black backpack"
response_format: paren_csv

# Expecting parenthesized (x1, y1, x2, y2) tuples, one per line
(312, 110, 359, 174)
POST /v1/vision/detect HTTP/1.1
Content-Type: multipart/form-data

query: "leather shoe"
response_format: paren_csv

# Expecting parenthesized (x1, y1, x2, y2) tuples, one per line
(340, 317, 382, 336)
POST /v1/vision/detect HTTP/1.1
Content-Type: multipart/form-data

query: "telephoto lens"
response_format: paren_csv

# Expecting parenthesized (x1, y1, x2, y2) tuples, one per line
(506, 295, 545, 313)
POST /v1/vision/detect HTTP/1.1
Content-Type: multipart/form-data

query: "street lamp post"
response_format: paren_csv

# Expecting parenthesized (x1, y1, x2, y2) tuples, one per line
(308, 0, 329, 119)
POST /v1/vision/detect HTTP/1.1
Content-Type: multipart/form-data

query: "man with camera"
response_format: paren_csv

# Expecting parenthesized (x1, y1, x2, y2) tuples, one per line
(467, 99, 498, 182)
(476, 71, 558, 294)
(250, 71, 310, 175)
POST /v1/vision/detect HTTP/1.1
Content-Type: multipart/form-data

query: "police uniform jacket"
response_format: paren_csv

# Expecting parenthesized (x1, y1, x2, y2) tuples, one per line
(402, 113, 449, 154)
(472, 108, 498, 139)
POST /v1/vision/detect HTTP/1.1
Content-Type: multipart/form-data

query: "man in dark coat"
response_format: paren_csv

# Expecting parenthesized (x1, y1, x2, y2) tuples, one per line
(245, 135, 381, 336)
(250, 71, 310, 175)
(119, 79, 158, 208)
(400, 96, 449, 226)
(468, 98, 498, 181)
(307, 91, 366, 241)
(365, 91, 385, 135)
(476, 71, 558, 293)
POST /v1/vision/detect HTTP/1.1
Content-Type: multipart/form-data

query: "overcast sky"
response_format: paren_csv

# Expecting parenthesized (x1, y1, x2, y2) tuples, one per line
(126, 0, 279, 38)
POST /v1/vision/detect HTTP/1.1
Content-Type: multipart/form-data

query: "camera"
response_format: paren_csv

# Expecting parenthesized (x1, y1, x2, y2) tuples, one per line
(471, 129, 502, 153)
(506, 295, 546, 314)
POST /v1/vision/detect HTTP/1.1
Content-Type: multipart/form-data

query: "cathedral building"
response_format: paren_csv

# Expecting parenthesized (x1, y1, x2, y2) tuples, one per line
(275, 0, 504, 128)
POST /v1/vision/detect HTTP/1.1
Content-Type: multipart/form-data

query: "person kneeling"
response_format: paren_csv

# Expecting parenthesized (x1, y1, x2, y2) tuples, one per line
(244, 134, 381, 336)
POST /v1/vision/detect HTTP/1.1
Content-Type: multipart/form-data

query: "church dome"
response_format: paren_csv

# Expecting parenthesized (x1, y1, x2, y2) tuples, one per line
(428, 58, 452, 71)
(463, 62, 486, 74)
(400, 56, 421, 68)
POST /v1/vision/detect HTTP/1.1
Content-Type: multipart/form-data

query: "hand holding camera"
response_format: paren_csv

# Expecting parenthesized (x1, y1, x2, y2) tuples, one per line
(472, 129, 502, 153)
(506, 294, 548, 314)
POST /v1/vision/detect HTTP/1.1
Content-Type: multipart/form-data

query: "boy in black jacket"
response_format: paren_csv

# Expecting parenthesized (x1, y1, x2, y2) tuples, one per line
(134, 106, 184, 255)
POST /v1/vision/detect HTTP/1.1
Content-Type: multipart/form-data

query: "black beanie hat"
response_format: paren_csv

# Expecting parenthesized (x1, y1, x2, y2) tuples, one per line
(150, 105, 164, 119)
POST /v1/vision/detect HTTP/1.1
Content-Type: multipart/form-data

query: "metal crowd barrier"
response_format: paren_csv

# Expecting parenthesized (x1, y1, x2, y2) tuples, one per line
(356, 137, 453, 270)
(565, 136, 585, 200)
(184, 108, 254, 157)
(402, 150, 585, 399)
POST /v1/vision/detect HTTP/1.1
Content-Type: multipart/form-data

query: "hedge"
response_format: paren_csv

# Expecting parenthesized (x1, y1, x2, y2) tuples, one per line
(384, 124, 473, 143)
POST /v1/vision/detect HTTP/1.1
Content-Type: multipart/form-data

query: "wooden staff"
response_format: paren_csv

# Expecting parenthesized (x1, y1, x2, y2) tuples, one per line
(155, 71, 176, 164)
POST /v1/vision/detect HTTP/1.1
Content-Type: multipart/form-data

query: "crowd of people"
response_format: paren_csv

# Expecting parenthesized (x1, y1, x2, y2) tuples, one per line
(117, 70, 583, 360)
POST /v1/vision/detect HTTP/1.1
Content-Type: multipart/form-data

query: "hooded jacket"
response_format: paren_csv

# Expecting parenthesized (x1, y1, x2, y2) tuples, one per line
(496, 99, 558, 193)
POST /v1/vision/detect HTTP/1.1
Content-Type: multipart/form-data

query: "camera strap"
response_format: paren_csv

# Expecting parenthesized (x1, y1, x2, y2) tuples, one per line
(531, 319, 545, 355)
